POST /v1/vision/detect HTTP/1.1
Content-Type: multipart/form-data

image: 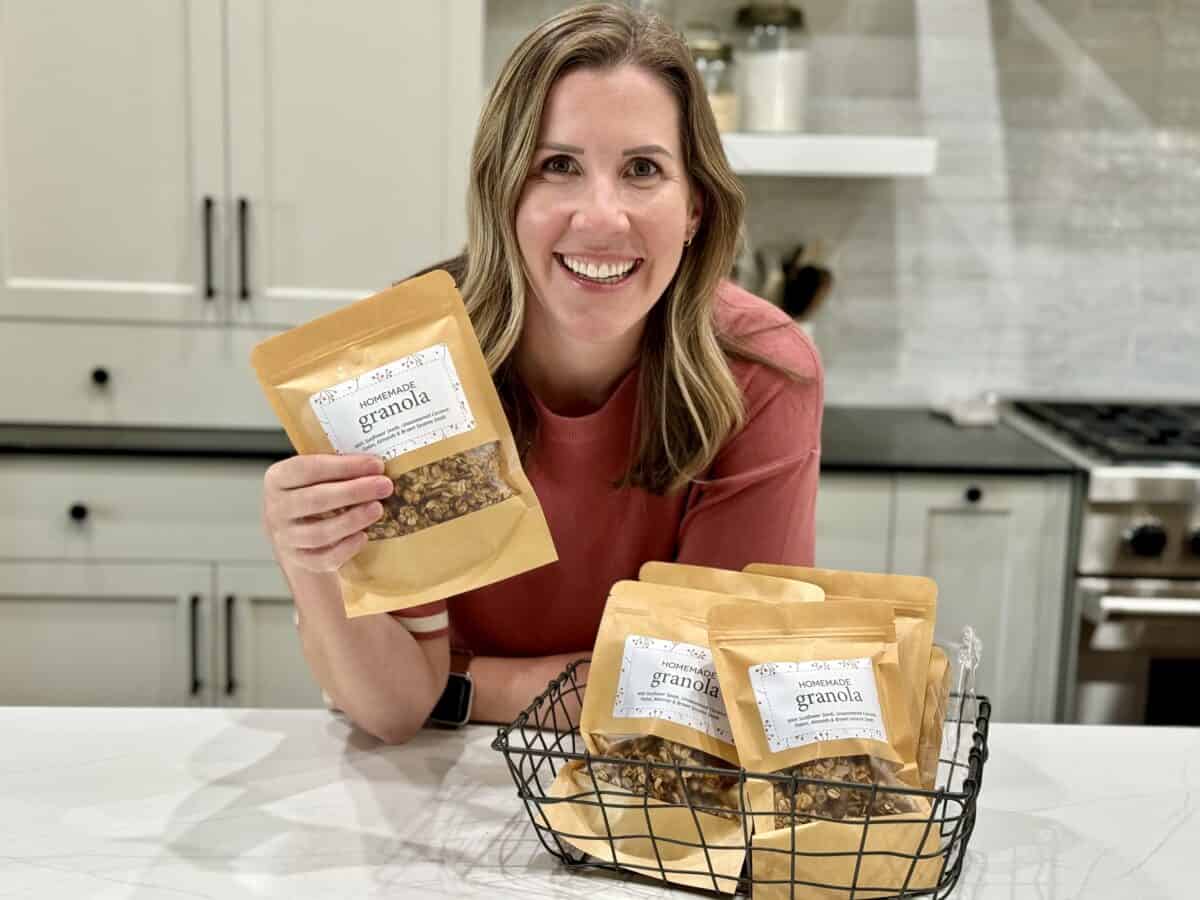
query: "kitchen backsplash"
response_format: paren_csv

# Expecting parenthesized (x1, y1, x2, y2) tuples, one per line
(486, 0, 1200, 406)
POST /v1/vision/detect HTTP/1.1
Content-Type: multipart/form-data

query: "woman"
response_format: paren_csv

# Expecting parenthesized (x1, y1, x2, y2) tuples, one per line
(260, 3, 823, 743)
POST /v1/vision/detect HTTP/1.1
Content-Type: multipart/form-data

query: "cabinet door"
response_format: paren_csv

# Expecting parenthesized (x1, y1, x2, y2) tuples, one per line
(816, 474, 893, 573)
(892, 475, 1071, 723)
(0, 0, 226, 323)
(0, 561, 213, 706)
(215, 563, 324, 709)
(225, 0, 483, 327)
(0, 456, 275, 563)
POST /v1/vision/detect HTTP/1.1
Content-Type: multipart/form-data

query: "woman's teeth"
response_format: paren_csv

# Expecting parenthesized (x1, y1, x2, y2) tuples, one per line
(558, 255, 638, 283)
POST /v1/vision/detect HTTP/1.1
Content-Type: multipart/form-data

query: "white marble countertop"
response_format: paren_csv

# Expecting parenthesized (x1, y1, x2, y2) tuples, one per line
(1, 707, 1197, 899)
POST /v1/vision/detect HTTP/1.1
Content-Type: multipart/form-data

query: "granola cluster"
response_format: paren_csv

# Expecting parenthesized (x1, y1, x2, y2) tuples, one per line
(590, 735, 741, 819)
(772, 755, 916, 828)
(366, 441, 514, 540)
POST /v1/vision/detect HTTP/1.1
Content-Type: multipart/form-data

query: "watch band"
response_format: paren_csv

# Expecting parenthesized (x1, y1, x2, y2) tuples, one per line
(427, 647, 474, 729)
(449, 648, 473, 677)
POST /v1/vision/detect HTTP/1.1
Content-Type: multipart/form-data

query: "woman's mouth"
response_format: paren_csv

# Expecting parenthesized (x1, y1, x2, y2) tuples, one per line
(554, 253, 643, 288)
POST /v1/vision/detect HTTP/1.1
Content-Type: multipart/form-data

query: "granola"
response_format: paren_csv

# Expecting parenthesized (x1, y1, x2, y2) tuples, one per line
(590, 735, 741, 819)
(771, 755, 915, 828)
(366, 441, 515, 540)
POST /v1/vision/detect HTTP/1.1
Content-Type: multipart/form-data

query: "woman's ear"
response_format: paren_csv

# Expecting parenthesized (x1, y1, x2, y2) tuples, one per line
(686, 194, 703, 243)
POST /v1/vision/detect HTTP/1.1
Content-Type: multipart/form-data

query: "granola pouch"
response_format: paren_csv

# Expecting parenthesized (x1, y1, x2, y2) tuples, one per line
(547, 580, 813, 893)
(251, 270, 556, 615)
(745, 564, 938, 779)
(709, 599, 937, 900)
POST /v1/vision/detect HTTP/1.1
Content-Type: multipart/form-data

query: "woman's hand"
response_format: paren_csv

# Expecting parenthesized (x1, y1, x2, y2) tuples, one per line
(262, 454, 395, 572)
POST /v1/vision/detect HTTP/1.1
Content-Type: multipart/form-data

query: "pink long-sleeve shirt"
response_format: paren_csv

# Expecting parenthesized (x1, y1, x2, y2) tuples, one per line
(392, 280, 823, 655)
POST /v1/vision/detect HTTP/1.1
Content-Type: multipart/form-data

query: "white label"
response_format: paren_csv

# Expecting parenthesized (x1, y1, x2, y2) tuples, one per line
(308, 344, 475, 460)
(612, 635, 731, 744)
(749, 658, 886, 754)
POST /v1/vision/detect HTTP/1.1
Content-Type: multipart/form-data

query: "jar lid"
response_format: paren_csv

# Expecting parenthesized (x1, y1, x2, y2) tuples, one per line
(685, 22, 733, 62)
(735, 3, 806, 30)
(689, 37, 733, 62)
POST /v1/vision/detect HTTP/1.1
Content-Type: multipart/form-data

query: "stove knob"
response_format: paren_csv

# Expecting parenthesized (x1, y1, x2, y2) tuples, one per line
(1189, 529, 1200, 557)
(1125, 522, 1168, 558)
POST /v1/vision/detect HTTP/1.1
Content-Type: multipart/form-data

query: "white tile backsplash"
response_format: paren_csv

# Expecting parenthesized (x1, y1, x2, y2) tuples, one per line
(485, 0, 1200, 404)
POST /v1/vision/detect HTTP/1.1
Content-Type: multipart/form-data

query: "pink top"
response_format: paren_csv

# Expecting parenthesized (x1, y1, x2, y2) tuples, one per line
(392, 280, 823, 655)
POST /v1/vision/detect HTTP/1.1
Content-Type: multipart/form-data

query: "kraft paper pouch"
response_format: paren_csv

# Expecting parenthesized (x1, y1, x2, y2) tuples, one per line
(638, 561, 826, 603)
(251, 270, 556, 615)
(708, 599, 918, 826)
(745, 564, 937, 778)
(750, 809, 943, 900)
(546, 580, 791, 892)
(917, 645, 951, 791)
(709, 599, 937, 899)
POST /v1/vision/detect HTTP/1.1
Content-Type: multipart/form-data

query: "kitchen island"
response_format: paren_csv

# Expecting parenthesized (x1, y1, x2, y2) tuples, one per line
(2, 708, 1195, 899)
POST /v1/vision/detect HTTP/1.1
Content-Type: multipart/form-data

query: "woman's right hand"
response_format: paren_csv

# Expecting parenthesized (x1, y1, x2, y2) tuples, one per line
(262, 454, 395, 572)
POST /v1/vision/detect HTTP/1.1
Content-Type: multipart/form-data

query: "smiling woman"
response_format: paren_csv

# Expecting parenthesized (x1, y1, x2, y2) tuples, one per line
(261, 2, 824, 744)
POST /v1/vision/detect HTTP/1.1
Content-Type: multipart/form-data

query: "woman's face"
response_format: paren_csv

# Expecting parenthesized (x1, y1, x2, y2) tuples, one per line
(515, 64, 701, 348)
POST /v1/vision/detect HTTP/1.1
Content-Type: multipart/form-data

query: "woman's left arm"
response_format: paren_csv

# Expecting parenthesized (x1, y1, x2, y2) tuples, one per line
(676, 331, 824, 569)
(468, 653, 590, 725)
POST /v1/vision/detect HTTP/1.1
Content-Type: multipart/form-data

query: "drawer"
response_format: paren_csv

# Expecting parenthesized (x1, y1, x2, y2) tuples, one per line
(0, 321, 282, 428)
(0, 457, 275, 562)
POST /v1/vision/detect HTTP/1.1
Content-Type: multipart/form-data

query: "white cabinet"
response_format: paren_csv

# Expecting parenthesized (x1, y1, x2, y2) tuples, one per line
(0, 1, 483, 432)
(0, 0, 225, 324)
(0, 561, 212, 707)
(817, 471, 1073, 722)
(225, 0, 482, 327)
(216, 563, 323, 709)
(891, 475, 1072, 723)
(0, 455, 323, 709)
(0, 0, 481, 327)
(815, 473, 893, 573)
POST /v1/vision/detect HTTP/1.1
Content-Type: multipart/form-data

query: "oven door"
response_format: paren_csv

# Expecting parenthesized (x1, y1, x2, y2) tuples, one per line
(1075, 577, 1200, 724)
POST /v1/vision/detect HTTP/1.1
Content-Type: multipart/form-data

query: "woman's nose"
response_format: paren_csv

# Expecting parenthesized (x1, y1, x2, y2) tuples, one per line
(571, 178, 630, 236)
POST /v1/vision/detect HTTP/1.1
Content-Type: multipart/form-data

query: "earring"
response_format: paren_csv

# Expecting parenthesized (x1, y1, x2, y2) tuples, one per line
(684, 234, 693, 248)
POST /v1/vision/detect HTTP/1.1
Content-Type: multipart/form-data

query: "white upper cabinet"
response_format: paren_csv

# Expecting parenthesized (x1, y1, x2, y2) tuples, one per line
(226, 0, 482, 328)
(0, 0, 482, 328)
(0, 0, 225, 323)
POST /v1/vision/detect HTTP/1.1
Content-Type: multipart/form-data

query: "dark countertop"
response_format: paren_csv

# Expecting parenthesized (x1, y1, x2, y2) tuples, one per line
(820, 407, 1076, 475)
(0, 408, 1078, 474)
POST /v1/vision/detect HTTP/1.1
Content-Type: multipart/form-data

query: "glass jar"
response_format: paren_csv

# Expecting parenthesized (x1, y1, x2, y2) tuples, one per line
(686, 24, 738, 133)
(733, 3, 809, 132)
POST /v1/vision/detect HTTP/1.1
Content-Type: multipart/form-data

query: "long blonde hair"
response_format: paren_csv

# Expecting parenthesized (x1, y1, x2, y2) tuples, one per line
(448, 3, 789, 494)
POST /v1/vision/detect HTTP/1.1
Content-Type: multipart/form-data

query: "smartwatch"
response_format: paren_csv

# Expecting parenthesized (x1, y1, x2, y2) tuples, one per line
(427, 649, 474, 728)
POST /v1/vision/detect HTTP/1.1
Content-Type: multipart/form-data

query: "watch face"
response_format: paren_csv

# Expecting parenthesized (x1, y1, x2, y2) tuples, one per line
(428, 672, 472, 727)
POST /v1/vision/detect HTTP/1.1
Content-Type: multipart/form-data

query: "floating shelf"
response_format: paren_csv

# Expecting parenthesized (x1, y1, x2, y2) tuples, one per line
(721, 133, 938, 178)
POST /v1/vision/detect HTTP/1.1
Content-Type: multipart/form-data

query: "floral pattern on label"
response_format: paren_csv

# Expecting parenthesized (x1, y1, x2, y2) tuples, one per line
(308, 343, 475, 460)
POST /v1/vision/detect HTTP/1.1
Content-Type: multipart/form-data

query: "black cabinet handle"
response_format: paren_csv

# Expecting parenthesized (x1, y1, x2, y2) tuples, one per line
(238, 197, 250, 301)
(225, 594, 237, 696)
(965, 485, 984, 504)
(202, 195, 216, 299)
(91, 367, 110, 387)
(68, 503, 89, 523)
(190, 594, 203, 696)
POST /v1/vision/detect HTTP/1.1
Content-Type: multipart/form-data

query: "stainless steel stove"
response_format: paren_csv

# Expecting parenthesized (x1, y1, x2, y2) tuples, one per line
(1006, 400, 1200, 725)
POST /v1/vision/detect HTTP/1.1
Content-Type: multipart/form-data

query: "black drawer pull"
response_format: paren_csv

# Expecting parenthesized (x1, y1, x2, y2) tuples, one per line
(203, 195, 216, 299)
(68, 503, 89, 522)
(225, 594, 237, 696)
(190, 595, 203, 696)
(965, 485, 983, 504)
(238, 197, 250, 301)
(91, 367, 110, 387)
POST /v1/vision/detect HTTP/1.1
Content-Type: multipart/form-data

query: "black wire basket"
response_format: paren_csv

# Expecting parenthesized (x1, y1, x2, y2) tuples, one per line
(492, 659, 990, 898)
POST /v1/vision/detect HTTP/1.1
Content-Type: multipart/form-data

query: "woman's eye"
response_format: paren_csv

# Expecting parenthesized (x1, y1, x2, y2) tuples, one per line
(542, 155, 575, 175)
(628, 158, 660, 178)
